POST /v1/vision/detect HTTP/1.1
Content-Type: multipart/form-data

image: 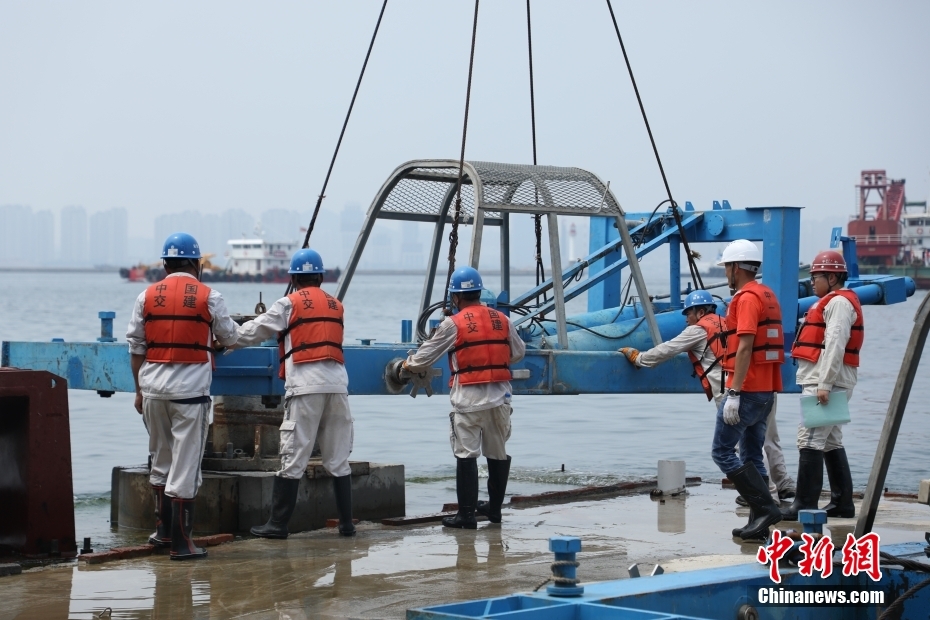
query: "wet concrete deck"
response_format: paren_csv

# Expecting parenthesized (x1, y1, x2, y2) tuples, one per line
(3, 484, 928, 619)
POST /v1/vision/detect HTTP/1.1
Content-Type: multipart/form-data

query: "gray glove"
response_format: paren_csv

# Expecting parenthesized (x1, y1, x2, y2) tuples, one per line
(723, 394, 741, 425)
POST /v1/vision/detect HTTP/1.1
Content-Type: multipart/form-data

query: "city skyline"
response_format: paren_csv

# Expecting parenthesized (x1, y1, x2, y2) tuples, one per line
(0, 199, 842, 275)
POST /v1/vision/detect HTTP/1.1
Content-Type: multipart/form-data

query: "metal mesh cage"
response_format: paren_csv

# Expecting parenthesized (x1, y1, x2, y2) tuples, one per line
(378, 160, 620, 221)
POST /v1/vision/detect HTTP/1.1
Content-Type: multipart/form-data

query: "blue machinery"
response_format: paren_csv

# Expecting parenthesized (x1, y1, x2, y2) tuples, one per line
(0, 160, 917, 397)
(1, 160, 925, 618)
(407, 540, 930, 620)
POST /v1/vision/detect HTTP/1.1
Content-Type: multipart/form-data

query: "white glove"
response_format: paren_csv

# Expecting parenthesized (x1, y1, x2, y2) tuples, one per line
(723, 394, 741, 425)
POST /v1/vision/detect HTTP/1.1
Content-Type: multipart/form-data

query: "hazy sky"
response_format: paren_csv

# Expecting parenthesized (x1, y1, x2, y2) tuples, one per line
(2, 1, 929, 241)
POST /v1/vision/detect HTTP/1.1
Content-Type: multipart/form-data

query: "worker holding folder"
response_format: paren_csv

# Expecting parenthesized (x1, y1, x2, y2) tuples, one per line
(782, 250, 864, 521)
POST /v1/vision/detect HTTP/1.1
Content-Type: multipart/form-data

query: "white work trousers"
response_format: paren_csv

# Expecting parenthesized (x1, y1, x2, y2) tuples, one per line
(796, 385, 853, 451)
(144, 399, 210, 499)
(764, 395, 795, 494)
(279, 393, 354, 480)
(449, 404, 512, 460)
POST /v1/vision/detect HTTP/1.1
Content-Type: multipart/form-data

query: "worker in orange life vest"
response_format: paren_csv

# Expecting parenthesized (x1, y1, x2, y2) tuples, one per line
(401, 266, 526, 529)
(712, 239, 785, 542)
(619, 290, 797, 505)
(781, 250, 863, 521)
(620, 290, 727, 405)
(234, 248, 356, 538)
(126, 233, 239, 560)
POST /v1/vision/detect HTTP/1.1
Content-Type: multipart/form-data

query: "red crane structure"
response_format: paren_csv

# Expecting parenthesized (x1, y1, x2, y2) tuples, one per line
(847, 169, 906, 266)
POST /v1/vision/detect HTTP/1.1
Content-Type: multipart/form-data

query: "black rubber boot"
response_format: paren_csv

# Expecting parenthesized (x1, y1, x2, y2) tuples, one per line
(332, 475, 356, 536)
(732, 476, 769, 538)
(148, 485, 172, 547)
(443, 458, 478, 529)
(170, 498, 207, 560)
(476, 455, 511, 524)
(822, 448, 855, 518)
(781, 449, 824, 521)
(728, 463, 782, 541)
(251, 476, 300, 539)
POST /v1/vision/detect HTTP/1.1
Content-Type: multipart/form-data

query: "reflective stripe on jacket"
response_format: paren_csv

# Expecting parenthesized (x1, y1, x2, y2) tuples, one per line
(687, 313, 728, 401)
(143, 278, 213, 364)
(448, 306, 511, 386)
(722, 281, 784, 371)
(278, 287, 344, 379)
(792, 289, 864, 367)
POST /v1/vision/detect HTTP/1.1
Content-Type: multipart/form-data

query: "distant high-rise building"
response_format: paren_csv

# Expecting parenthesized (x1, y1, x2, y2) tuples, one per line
(0, 204, 36, 265)
(89, 208, 128, 266)
(60, 205, 89, 264)
(154, 209, 254, 266)
(261, 209, 302, 243)
(341, 203, 365, 267)
(400, 221, 424, 270)
(34, 210, 55, 264)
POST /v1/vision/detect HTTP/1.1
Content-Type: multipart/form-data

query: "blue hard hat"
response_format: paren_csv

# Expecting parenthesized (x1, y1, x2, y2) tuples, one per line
(288, 248, 325, 274)
(682, 290, 715, 315)
(448, 266, 484, 293)
(161, 233, 201, 259)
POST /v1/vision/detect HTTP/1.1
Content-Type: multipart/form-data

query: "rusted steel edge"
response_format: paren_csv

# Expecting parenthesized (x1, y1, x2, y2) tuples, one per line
(79, 533, 234, 564)
(509, 476, 702, 505)
(382, 512, 489, 527)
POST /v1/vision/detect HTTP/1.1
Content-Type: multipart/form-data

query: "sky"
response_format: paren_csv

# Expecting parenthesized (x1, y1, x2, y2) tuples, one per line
(2, 1, 929, 256)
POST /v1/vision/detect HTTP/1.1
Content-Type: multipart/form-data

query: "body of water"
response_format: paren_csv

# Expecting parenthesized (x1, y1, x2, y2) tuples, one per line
(0, 271, 927, 548)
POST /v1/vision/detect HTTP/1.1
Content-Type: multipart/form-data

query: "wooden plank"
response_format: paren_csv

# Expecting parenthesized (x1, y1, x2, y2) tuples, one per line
(509, 476, 702, 505)
(855, 291, 930, 537)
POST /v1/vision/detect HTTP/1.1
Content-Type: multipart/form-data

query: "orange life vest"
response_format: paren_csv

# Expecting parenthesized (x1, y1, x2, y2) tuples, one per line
(142, 277, 213, 364)
(448, 306, 511, 386)
(278, 287, 345, 379)
(687, 313, 728, 401)
(791, 289, 864, 367)
(722, 281, 784, 371)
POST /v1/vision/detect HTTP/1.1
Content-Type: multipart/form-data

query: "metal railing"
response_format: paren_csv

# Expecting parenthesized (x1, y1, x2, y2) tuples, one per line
(847, 234, 903, 245)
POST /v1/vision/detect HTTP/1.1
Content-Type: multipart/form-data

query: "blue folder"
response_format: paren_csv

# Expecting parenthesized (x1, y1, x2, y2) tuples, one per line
(800, 390, 850, 428)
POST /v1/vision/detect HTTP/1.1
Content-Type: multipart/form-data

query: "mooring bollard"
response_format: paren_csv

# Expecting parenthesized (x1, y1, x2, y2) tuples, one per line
(98, 311, 117, 343)
(798, 509, 828, 535)
(547, 536, 584, 597)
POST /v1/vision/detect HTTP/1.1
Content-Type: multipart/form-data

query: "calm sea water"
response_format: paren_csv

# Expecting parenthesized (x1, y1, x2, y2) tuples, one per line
(1, 272, 927, 547)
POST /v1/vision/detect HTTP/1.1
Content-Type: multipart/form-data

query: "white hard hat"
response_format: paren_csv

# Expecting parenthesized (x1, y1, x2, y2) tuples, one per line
(716, 239, 762, 266)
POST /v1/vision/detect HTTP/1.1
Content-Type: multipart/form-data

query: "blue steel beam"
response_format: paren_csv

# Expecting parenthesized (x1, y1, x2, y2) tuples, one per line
(1, 275, 913, 398)
(514, 213, 703, 328)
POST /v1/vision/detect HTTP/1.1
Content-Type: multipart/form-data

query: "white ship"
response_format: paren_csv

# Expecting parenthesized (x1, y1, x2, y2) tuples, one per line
(225, 238, 297, 277)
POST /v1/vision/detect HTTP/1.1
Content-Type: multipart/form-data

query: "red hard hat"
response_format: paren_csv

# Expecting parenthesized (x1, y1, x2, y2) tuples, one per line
(810, 250, 847, 273)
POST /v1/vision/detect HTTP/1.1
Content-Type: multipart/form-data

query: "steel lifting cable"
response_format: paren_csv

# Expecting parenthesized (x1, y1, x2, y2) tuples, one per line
(526, 0, 547, 301)
(287, 0, 388, 294)
(442, 0, 481, 312)
(605, 0, 705, 291)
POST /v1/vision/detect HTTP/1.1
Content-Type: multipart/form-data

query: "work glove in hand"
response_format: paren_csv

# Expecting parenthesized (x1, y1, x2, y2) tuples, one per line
(619, 347, 640, 366)
(723, 394, 741, 425)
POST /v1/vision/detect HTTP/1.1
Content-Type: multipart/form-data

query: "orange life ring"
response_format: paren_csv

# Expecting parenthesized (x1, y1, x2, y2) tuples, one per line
(918, 227, 924, 235)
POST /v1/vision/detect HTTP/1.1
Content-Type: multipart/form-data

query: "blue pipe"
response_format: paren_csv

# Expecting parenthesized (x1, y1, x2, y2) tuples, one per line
(532, 281, 915, 351)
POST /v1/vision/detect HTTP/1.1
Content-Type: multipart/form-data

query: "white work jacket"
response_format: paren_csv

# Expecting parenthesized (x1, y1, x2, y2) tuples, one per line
(235, 296, 349, 398)
(405, 309, 526, 414)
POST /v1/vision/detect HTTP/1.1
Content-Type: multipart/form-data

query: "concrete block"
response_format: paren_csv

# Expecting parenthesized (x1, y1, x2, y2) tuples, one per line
(115, 462, 404, 535)
(919, 479, 930, 505)
(115, 467, 239, 534)
(657, 460, 685, 495)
